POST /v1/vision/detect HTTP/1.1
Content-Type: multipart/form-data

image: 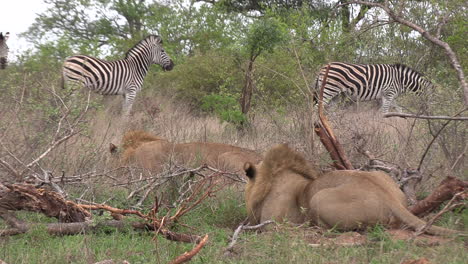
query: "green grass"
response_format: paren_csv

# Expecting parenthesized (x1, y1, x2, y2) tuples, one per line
(1, 190, 467, 264)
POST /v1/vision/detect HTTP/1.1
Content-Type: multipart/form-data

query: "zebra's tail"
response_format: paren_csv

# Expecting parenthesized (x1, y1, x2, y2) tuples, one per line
(312, 77, 320, 106)
(0, 57, 6, 69)
(61, 74, 65, 89)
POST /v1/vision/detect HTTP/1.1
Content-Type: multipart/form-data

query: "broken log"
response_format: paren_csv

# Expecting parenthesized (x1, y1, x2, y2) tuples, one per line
(410, 176, 468, 217)
(0, 216, 201, 242)
(0, 183, 90, 222)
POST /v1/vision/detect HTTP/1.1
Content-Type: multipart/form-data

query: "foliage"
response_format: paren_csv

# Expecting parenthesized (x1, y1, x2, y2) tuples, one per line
(201, 94, 247, 125)
(244, 17, 288, 60)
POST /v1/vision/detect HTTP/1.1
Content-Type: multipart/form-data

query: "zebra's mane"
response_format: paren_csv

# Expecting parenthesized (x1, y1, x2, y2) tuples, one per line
(125, 35, 161, 59)
(393, 63, 425, 77)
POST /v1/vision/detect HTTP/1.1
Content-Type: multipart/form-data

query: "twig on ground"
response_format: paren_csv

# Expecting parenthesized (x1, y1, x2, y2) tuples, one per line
(168, 234, 209, 264)
(412, 191, 467, 238)
(224, 220, 275, 255)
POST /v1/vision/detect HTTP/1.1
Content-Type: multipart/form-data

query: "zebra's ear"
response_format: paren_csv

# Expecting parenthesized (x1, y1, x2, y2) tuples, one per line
(1, 32, 9, 41)
(156, 35, 162, 43)
(109, 143, 119, 154)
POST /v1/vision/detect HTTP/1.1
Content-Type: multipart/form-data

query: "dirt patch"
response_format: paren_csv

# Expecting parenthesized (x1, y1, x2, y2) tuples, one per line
(302, 228, 452, 247)
(386, 229, 452, 246)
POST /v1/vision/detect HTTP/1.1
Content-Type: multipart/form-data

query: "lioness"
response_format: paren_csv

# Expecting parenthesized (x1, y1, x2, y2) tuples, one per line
(244, 144, 462, 236)
(110, 130, 262, 173)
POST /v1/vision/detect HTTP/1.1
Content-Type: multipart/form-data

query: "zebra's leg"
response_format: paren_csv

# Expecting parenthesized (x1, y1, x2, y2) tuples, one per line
(122, 92, 135, 116)
(380, 95, 394, 114)
(391, 101, 403, 113)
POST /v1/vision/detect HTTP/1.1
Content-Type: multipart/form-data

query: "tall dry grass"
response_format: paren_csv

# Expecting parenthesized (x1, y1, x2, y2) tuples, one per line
(0, 69, 465, 196)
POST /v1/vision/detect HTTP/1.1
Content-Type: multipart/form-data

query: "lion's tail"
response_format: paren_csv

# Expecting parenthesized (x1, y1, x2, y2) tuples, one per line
(390, 203, 461, 236)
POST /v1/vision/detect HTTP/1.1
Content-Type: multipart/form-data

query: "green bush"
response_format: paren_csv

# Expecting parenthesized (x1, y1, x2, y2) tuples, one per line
(201, 93, 246, 125)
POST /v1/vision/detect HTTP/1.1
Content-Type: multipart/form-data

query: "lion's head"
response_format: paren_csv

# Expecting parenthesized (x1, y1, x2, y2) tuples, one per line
(109, 130, 170, 169)
(244, 144, 320, 224)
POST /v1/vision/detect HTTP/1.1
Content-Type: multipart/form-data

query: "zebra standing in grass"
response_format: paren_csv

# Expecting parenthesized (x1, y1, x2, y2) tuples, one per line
(313, 62, 432, 113)
(62, 35, 174, 116)
(0, 32, 10, 69)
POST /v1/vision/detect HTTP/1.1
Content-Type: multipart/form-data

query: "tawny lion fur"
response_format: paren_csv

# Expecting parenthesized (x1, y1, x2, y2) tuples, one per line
(111, 130, 262, 173)
(244, 144, 463, 236)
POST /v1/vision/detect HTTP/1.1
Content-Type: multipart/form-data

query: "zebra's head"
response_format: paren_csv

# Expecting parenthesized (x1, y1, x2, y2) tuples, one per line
(0, 32, 10, 69)
(146, 35, 174, 71)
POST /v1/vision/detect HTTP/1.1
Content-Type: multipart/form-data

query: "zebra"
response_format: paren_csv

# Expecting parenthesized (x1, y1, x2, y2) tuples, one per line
(62, 35, 174, 116)
(313, 62, 432, 113)
(0, 32, 9, 69)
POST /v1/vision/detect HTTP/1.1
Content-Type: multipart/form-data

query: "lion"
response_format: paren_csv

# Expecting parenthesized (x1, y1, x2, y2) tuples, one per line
(110, 130, 262, 173)
(244, 144, 463, 236)
(110, 130, 172, 170)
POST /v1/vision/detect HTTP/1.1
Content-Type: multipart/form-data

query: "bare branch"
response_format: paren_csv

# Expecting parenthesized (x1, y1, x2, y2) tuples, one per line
(384, 112, 468, 120)
(417, 108, 467, 171)
(0, 158, 20, 179)
(412, 191, 467, 237)
(23, 129, 78, 172)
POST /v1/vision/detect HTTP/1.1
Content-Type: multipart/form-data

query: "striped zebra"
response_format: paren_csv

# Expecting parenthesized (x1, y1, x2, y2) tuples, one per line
(62, 35, 174, 116)
(313, 62, 432, 113)
(0, 32, 9, 69)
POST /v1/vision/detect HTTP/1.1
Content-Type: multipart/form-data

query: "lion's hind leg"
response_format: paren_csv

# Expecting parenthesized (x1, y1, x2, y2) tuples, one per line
(308, 185, 390, 231)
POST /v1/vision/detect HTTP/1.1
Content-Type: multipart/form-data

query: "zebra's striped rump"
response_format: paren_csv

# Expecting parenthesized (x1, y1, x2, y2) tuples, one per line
(0, 32, 10, 69)
(313, 62, 432, 113)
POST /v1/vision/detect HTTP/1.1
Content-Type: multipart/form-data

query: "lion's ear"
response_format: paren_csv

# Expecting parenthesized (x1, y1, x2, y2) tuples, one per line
(244, 162, 256, 179)
(109, 143, 119, 154)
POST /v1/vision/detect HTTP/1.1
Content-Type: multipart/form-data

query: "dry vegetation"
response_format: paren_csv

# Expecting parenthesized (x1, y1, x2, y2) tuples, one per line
(0, 67, 467, 263)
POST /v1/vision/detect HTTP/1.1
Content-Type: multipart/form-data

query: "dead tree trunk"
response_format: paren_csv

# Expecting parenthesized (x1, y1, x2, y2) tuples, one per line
(240, 59, 255, 116)
(314, 64, 354, 170)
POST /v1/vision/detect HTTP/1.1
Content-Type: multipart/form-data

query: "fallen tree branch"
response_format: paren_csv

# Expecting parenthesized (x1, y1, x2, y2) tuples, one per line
(168, 234, 209, 264)
(0, 171, 223, 243)
(412, 191, 467, 238)
(409, 176, 468, 217)
(0, 218, 199, 241)
(78, 204, 147, 219)
(0, 183, 90, 222)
